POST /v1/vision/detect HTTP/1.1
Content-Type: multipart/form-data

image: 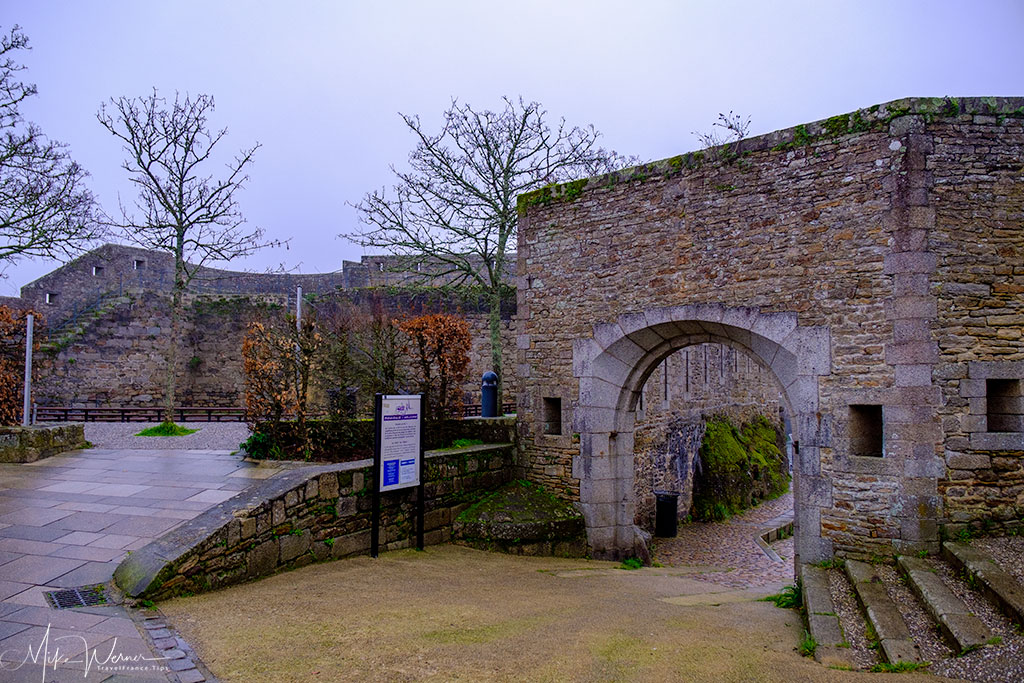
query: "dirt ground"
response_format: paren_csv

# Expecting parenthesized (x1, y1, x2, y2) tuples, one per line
(160, 545, 941, 682)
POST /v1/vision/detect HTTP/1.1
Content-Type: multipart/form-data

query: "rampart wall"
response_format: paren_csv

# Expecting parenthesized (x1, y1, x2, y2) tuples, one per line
(516, 97, 1024, 561)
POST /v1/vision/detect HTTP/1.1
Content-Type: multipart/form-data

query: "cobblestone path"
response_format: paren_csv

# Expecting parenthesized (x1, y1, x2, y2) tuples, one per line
(653, 491, 795, 589)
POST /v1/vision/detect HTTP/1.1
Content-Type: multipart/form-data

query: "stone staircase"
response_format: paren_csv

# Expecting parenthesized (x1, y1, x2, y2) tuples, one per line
(802, 540, 1024, 676)
(42, 291, 130, 352)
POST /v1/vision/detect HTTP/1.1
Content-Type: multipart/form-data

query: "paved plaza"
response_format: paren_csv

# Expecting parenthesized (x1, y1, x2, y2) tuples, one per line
(0, 430, 796, 681)
(0, 440, 287, 682)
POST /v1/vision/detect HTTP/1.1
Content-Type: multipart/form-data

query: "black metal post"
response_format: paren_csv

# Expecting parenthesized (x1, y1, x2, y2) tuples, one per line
(371, 393, 382, 558)
(416, 393, 425, 551)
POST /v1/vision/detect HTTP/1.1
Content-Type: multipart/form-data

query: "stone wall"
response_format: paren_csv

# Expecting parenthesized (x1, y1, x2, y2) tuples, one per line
(516, 97, 1024, 561)
(928, 114, 1024, 533)
(115, 440, 516, 600)
(35, 292, 267, 408)
(0, 423, 86, 463)
(32, 290, 518, 410)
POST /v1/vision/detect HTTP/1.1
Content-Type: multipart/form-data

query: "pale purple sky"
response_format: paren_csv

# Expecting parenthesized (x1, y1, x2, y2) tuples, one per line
(3, 0, 1023, 296)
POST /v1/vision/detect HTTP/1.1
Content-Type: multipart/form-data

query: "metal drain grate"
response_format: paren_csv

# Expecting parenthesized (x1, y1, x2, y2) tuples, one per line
(44, 585, 107, 610)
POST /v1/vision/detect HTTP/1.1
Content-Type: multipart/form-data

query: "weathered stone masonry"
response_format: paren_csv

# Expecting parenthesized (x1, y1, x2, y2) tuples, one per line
(116, 437, 515, 600)
(516, 97, 1024, 563)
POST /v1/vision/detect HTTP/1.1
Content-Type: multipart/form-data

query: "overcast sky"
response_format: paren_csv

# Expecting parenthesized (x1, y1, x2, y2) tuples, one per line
(2, 0, 1023, 296)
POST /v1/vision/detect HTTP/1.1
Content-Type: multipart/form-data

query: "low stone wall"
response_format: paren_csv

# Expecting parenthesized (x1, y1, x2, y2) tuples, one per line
(0, 423, 86, 463)
(114, 442, 515, 600)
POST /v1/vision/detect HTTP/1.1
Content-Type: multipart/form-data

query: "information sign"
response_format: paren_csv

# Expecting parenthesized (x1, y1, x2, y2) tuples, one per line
(377, 395, 421, 492)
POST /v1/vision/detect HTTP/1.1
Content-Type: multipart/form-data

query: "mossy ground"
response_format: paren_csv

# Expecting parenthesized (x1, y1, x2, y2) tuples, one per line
(457, 479, 581, 524)
(161, 545, 920, 682)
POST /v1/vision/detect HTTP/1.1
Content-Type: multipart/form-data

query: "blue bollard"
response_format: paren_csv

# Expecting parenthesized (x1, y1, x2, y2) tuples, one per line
(481, 371, 498, 417)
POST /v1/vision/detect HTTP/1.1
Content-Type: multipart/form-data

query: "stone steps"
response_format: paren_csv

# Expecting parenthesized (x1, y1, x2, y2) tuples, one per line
(799, 564, 856, 669)
(843, 559, 923, 665)
(942, 541, 1024, 628)
(802, 543, 1024, 671)
(897, 555, 991, 654)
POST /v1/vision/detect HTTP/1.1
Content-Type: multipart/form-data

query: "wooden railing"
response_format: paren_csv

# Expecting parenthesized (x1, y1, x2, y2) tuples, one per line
(34, 402, 516, 423)
(35, 406, 246, 423)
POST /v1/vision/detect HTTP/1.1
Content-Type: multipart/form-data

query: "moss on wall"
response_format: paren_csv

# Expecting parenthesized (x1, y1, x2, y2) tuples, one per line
(690, 415, 789, 522)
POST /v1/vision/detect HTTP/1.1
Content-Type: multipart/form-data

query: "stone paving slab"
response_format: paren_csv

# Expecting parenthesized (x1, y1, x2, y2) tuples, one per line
(0, 443, 288, 681)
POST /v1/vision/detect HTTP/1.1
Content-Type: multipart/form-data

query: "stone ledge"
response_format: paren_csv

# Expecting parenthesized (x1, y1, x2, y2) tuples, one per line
(970, 432, 1024, 451)
(115, 444, 516, 600)
(897, 555, 990, 654)
(800, 564, 856, 669)
(0, 422, 87, 463)
(942, 542, 1024, 628)
(844, 559, 922, 665)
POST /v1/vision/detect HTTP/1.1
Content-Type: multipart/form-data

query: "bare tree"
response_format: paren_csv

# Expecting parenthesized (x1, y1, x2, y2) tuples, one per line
(347, 97, 635, 398)
(0, 25, 100, 269)
(692, 110, 751, 160)
(98, 89, 281, 423)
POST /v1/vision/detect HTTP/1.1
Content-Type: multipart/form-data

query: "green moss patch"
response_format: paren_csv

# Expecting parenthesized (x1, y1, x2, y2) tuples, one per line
(135, 421, 199, 437)
(691, 415, 789, 522)
(453, 480, 586, 557)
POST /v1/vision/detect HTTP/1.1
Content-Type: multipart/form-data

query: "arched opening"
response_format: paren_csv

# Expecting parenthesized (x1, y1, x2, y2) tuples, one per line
(572, 304, 830, 566)
(631, 342, 791, 537)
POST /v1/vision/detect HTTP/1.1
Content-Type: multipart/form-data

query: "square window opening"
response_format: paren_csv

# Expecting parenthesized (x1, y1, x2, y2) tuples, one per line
(542, 397, 562, 436)
(92, 265, 104, 276)
(849, 404, 883, 457)
(987, 379, 1022, 433)
(45, 292, 58, 305)
(133, 259, 145, 270)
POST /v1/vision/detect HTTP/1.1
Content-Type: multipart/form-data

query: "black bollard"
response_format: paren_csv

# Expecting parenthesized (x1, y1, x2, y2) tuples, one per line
(481, 371, 498, 417)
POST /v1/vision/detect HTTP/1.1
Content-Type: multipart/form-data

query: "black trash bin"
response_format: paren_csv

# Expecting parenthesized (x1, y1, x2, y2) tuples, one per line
(654, 491, 679, 538)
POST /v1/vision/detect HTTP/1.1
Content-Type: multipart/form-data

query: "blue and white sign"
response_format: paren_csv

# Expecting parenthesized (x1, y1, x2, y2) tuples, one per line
(378, 395, 421, 492)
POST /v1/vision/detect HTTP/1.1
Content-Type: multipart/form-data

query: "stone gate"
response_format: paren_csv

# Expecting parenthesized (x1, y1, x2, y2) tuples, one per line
(515, 97, 1024, 564)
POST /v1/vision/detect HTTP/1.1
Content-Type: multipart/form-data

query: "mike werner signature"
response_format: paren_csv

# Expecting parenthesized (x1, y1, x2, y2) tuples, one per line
(0, 624, 169, 680)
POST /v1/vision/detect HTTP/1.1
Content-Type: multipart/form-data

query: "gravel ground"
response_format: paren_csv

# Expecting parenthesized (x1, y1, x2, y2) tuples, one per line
(973, 535, 1024, 583)
(84, 421, 252, 450)
(865, 549, 1024, 682)
(827, 568, 881, 670)
(874, 563, 952, 664)
(929, 545, 1024, 683)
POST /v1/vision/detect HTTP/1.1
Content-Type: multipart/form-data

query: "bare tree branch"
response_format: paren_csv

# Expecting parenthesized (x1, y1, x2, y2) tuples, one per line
(345, 97, 637, 397)
(0, 25, 101, 271)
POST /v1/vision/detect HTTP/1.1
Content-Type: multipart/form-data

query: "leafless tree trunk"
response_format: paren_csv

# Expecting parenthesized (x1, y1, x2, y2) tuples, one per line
(98, 90, 283, 423)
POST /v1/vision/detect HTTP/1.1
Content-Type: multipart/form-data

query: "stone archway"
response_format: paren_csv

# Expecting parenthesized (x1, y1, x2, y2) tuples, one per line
(571, 303, 831, 565)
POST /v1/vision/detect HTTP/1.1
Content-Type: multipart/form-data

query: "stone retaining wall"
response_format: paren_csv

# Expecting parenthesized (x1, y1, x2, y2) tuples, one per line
(0, 423, 86, 463)
(114, 442, 516, 600)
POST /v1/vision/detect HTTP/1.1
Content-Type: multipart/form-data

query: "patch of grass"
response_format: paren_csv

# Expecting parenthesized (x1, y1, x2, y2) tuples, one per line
(813, 558, 844, 570)
(135, 421, 199, 437)
(762, 581, 802, 609)
(448, 438, 484, 449)
(986, 635, 1003, 646)
(870, 661, 930, 673)
(798, 629, 817, 657)
(619, 557, 643, 570)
